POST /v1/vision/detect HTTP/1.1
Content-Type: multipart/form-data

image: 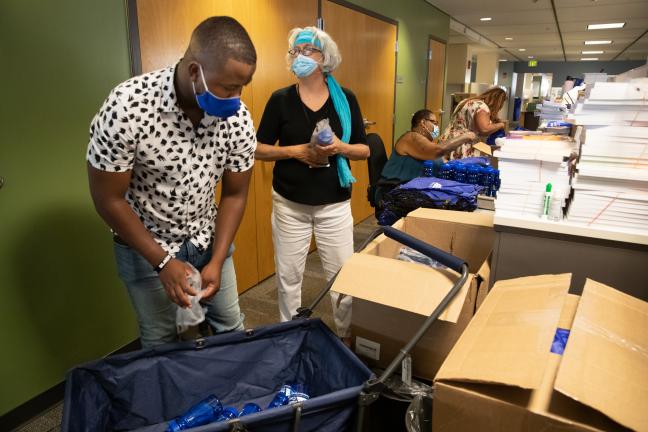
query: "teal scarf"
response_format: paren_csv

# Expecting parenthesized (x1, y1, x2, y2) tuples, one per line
(326, 74, 356, 188)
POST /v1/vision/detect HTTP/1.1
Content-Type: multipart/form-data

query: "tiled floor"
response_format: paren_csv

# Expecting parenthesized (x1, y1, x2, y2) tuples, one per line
(15, 216, 379, 431)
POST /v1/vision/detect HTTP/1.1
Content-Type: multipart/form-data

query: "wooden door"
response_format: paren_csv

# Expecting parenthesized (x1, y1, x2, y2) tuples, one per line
(426, 38, 446, 128)
(134, 0, 258, 293)
(321, 0, 397, 223)
(248, 0, 319, 282)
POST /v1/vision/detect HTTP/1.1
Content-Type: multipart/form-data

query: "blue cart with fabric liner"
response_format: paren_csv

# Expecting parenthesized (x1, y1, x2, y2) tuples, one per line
(62, 226, 469, 432)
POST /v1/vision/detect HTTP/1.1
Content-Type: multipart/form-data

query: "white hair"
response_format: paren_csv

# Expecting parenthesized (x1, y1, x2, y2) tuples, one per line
(286, 26, 342, 73)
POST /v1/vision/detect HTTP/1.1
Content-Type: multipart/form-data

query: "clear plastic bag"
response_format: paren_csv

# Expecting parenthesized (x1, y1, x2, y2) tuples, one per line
(309, 118, 333, 168)
(176, 263, 206, 333)
(377, 373, 433, 432)
(396, 246, 447, 270)
(405, 394, 434, 432)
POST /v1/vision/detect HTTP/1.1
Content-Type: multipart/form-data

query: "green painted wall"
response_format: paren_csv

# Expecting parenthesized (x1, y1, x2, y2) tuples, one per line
(347, 0, 450, 137)
(0, 0, 451, 416)
(0, 0, 136, 415)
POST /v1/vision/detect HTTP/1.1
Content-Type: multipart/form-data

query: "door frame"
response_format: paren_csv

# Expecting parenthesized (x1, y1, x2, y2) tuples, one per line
(423, 35, 448, 119)
(126, 0, 143, 76)
(319, 0, 398, 146)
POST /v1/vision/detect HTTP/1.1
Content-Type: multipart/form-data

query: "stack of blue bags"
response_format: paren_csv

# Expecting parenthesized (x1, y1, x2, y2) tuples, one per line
(378, 176, 484, 226)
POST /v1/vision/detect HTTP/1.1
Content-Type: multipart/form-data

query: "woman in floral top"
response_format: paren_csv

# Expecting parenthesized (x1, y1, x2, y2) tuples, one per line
(440, 87, 507, 160)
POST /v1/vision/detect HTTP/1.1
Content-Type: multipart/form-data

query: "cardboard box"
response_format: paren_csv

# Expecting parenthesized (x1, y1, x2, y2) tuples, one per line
(434, 274, 648, 432)
(332, 208, 493, 381)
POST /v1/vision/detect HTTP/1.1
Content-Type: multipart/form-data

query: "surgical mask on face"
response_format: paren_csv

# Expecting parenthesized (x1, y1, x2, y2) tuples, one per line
(422, 122, 440, 139)
(291, 54, 319, 78)
(192, 64, 241, 119)
(431, 124, 440, 139)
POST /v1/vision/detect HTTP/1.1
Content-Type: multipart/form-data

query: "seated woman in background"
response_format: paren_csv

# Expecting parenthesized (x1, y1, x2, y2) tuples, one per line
(374, 109, 474, 206)
(440, 87, 507, 160)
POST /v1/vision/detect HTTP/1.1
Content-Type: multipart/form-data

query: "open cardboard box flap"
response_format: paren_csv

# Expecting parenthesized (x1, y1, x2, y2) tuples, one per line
(331, 253, 470, 323)
(435, 273, 572, 390)
(554, 279, 648, 432)
(435, 274, 648, 432)
(332, 209, 494, 324)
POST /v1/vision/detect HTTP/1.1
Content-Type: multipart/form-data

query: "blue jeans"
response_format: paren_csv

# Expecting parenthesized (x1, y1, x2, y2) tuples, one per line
(114, 240, 244, 348)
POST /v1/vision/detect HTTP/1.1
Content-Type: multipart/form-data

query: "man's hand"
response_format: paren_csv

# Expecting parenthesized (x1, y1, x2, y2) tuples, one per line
(200, 261, 222, 300)
(291, 144, 328, 167)
(159, 259, 195, 308)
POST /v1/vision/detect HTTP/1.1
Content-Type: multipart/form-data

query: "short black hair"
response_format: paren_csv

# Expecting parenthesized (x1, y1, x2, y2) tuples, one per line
(190, 16, 257, 71)
(411, 109, 434, 129)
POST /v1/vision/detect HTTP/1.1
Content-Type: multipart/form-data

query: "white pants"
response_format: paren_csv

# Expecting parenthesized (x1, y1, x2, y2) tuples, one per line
(272, 189, 354, 337)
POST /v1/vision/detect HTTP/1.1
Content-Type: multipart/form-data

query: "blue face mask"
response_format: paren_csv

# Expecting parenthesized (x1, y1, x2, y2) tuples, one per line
(432, 124, 440, 139)
(291, 54, 319, 78)
(192, 64, 241, 119)
(423, 122, 440, 139)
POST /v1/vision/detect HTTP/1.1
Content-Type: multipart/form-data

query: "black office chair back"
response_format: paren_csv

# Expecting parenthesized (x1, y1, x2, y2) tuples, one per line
(366, 133, 388, 208)
(366, 133, 387, 187)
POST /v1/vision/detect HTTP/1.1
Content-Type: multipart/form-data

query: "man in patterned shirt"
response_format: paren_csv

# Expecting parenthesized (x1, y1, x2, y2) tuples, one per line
(87, 17, 256, 347)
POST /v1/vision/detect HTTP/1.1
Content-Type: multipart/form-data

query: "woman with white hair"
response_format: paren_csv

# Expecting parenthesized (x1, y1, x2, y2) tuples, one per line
(256, 26, 369, 343)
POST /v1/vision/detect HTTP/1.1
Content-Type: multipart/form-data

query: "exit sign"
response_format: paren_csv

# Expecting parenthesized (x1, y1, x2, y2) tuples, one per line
(528, 60, 538, 67)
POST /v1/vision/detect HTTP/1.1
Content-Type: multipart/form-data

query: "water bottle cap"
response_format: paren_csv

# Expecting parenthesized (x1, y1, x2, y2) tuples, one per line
(318, 129, 333, 143)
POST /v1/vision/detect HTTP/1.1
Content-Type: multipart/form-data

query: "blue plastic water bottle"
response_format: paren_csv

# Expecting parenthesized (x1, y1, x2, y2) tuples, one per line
(446, 161, 457, 181)
(267, 385, 292, 409)
(492, 169, 501, 198)
(453, 163, 467, 183)
(167, 395, 223, 432)
(217, 406, 239, 422)
(466, 165, 480, 184)
(483, 167, 496, 197)
(422, 160, 435, 177)
(478, 166, 489, 187)
(288, 384, 310, 403)
(438, 163, 452, 180)
(317, 129, 333, 146)
(238, 402, 262, 417)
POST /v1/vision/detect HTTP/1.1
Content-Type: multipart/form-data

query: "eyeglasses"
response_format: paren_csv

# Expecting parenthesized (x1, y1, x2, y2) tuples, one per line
(288, 46, 322, 57)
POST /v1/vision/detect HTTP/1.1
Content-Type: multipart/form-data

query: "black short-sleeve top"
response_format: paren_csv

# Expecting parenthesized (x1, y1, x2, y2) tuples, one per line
(256, 84, 366, 205)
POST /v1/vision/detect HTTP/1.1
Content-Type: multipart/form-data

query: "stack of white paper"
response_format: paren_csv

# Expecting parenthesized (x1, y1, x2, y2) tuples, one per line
(494, 136, 576, 218)
(568, 79, 648, 126)
(536, 101, 568, 122)
(564, 90, 648, 234)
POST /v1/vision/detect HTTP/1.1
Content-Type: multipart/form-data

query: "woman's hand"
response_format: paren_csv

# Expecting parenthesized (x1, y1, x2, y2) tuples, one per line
(290, 144, 328, 167)
(463, 131, 478, 142)
(314, 135, 346, 158)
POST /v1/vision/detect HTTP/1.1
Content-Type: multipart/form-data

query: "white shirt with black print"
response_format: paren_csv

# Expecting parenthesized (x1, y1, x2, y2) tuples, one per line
(87, 63, 256, 255)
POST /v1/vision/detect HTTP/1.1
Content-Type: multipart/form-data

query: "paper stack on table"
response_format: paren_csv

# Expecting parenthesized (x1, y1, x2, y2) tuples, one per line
(568, 79, 648, 126)
(494, 135, 578, 218)
(536, 100, 568, 122)
(565, 124, 648, 234)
